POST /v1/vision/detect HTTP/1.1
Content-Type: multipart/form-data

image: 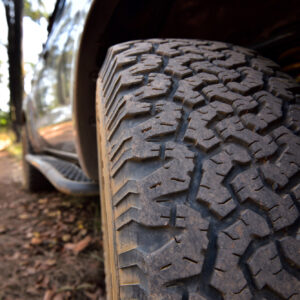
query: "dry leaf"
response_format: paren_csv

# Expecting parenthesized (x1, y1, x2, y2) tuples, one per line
(19, 213, 30, 220)
(62, 234, 71, 242)
(45, 259, 56, 267)
(64, 236, 92, 254)
(53, 294, 64, 300)
(79, 229, 88, 237)
(33, 232, 40, 238)
(43, 289, 55, 300)
(31, 237, 42, 245)
(73, 236, 92, 254)
(38, 198, 48, 204)
(0, 225, 6, 234)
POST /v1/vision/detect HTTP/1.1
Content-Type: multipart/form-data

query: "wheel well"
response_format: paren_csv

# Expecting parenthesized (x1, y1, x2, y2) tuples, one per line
(74, 0, 299, 180)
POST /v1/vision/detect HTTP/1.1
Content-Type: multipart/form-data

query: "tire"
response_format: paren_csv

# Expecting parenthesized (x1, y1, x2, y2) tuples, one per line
(22, 126, 52, 192)
(96, 39, 300, 300)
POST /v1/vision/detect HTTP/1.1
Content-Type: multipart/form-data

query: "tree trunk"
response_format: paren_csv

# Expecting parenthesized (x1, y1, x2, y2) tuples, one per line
(3, 0, 24, 142)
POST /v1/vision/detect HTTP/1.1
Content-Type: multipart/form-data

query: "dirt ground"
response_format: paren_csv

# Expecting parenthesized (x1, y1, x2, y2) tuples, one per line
(0, 150, 105, 300)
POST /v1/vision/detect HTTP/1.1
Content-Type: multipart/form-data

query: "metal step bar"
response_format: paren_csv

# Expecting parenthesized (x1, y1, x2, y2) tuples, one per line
(26, 154, 99, 196)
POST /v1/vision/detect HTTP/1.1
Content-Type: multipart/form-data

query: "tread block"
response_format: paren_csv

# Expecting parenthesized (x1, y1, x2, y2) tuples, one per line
(211, 209, 270, 300)
(184, 101, 232, 151)
(250, 56, 279, 75)
(104, 54, 162, 114)
(197, 144, 250, 218)
(102, 42, 153, 90)
(227, 67, 264, 95)
(213, 50, 246, 69)
(174, 73, 218, 107)
(268, 76, 299, 101)
(271, 126, 300, 178)
(248, 242, 300, 299)
(145, 205, 209, 288)
(280, 237, 300, 269)
(241, 91, 282, 131)
(231, 168, 299, 230)
(156, 41, 190, 57)
(292, 184, 300, 203)
(115, 142, 195, 229)
(191, 60, 225, 75)
(287, 104, 300, 133)
(109, 101, 182, 175)
(216, 116, 277, 159)
(218, 69, 240, 83)
(202, 83, 258, 114)
(165, 53, 204, 78)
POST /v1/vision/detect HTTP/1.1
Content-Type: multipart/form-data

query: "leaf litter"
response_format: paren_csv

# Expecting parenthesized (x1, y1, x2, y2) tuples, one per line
(0, 151, 105, 299)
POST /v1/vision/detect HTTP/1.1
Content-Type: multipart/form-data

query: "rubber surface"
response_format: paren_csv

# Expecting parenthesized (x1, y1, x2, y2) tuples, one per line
(96, 39, 300, 299)
(22, 127, 52, 192)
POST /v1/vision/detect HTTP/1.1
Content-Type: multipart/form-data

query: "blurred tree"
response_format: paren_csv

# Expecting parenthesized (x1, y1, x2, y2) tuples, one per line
(2, 0, 23, 142)
(1, 0, 48, 141)
(24, 0, 48, 23)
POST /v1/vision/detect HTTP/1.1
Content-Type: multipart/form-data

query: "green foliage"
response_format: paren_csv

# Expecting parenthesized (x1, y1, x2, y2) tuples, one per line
(24, 0, 48, 23)
(0, 110, 10, 127)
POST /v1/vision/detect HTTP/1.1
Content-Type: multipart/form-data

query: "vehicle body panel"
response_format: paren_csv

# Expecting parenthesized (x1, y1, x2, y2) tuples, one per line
(24, 0, 93, 157)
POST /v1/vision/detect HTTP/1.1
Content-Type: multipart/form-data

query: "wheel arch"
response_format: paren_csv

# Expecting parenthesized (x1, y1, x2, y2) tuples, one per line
(73, 0, 175, 180)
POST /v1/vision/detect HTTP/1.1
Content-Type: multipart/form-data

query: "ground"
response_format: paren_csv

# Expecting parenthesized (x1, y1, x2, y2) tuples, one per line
(0, 150, 105, 300)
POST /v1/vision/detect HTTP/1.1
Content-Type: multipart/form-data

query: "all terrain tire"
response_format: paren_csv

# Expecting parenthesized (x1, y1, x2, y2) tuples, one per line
(96, 39, 300, 300)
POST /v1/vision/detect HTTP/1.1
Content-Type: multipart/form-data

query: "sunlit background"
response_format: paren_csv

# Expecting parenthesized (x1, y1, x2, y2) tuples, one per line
(0, 0, 56, 112)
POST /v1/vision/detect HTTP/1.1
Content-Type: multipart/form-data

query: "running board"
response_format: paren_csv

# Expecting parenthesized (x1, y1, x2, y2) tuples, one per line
(26, 154, 99, 196)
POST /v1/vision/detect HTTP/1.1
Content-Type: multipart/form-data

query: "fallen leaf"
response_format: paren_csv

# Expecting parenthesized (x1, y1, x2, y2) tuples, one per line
(64, 243, 75, 251)
(26, 232, 33, 238)
(19, 213, 30, 220)
(79, 229, 88, 237)
(23, 243, 31, 249)
(39, 198, 48, 204)
(39, 275, 50, 288)
(24, 267, 36, 275)
(26, 286, 39, 295)
(8, 251, 20, 260)
(36, 274, 44, 284)
(53, 294, 64, 300)
(45, 259, 56, 267)
(31, 237, 42, 245)
(78, 224, 84, 230)
(64, 236, 92, 254)
(33, 232, 41, 238)
(43, 290, 55, 300)
(62, 234, 71, 242)
(0, 225, 6, 234)
(73, 236, 92, 254)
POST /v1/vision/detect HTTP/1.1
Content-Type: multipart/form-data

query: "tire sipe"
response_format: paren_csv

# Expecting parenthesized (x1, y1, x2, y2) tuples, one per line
(96, 39, 300, 299)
